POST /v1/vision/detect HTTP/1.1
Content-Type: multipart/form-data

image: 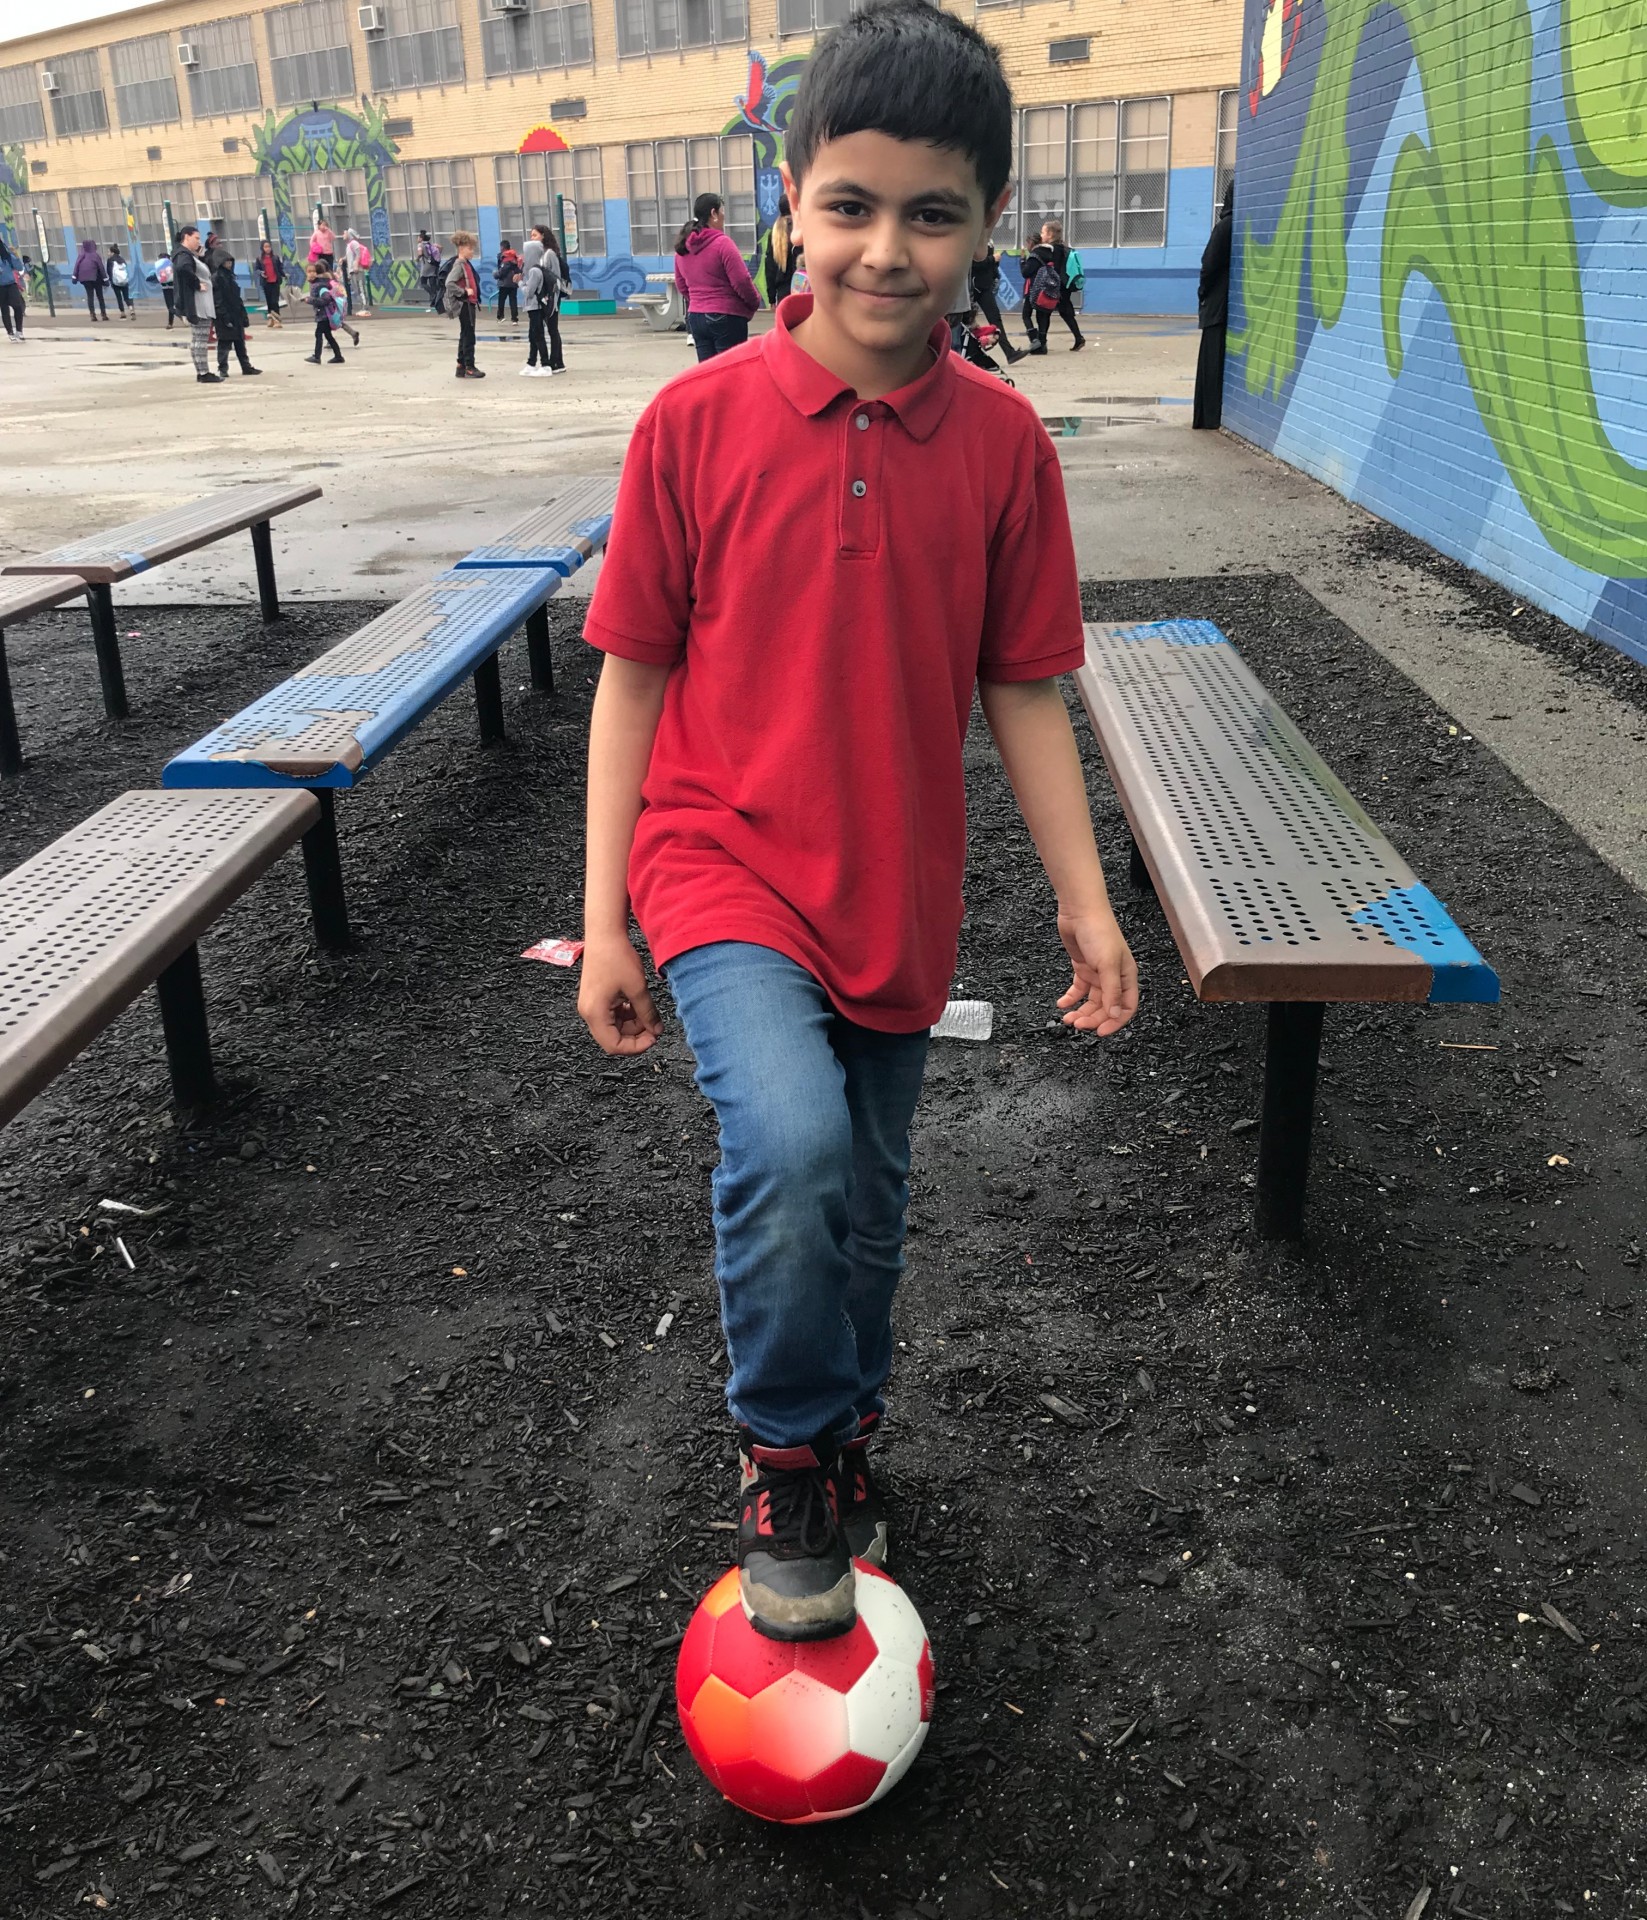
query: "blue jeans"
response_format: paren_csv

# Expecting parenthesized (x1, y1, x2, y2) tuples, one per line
(666, 942, 930, 1450)
(687, 311, 749, 361)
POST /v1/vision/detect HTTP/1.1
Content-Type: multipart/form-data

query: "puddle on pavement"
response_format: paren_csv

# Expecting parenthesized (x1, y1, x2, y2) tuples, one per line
(1041, 411, 1160, 434)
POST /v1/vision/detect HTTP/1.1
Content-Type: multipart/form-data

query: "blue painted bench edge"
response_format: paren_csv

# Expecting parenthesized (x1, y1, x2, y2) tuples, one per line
(161, 567, 561, 794)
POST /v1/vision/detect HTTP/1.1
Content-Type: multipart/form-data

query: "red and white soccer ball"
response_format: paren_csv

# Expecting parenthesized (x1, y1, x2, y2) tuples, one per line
(675, 1561, 935, 1823)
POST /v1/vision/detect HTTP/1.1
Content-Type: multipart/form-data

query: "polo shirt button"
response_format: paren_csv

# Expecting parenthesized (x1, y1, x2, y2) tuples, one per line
(855, 414, 869, 430)
(851, 479, 867, 497)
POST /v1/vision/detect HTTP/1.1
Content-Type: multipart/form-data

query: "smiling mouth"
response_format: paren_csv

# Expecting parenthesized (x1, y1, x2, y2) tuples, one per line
(845, 284, 922, 303)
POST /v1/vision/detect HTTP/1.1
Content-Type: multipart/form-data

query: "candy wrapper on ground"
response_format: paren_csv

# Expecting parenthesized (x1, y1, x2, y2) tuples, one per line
(521, 937, 584, 966)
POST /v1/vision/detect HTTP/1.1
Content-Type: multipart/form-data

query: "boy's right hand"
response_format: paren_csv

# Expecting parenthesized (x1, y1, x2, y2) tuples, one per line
(578, 936, 664, 1055)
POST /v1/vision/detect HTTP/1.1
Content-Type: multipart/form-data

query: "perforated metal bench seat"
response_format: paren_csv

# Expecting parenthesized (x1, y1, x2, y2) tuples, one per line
(1076, 619, 1499, 1237)
(0, 789, 318, 1129)
(451, 477, 618, 578)
(0, 482, 322, 723)
(0, 576, 90, 779)
(162, 565, 563, 951)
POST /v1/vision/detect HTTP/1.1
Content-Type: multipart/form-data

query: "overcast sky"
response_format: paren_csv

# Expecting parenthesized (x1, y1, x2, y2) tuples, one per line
(4, 0, 157, 43)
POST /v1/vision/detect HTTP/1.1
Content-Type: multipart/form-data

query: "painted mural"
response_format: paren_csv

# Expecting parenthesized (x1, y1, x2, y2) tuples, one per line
(1226, 0, 1647, 664)
(0, 143, 54, 302)
(249, 101, 399, 298)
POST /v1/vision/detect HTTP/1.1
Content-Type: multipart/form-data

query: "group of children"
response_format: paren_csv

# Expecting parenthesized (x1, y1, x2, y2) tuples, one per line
(435, 226, 566, 380)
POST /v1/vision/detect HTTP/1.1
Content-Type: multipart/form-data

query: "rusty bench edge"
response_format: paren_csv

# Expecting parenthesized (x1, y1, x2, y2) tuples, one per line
(0, 789, 320, 1131)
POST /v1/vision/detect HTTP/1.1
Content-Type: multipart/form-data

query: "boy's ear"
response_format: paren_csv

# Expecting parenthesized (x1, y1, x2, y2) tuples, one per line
(984, 185, 1012, 236)
(780, 161, 800, 240)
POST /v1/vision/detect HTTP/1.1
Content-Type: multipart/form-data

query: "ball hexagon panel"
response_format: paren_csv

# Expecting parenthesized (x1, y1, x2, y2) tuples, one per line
(844, 1653, 924, 1764)
(746, 1669, 852, 1783)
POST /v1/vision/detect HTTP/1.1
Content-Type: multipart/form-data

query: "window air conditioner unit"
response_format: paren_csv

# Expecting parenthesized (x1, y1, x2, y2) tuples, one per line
(177, 42, 200, 66)
(195, 200, 219, 221)
(317, 185, 344, 208)
(491, 0, 529, 13)
(40, 70, 60, 93)
(358, 5, 386, 31)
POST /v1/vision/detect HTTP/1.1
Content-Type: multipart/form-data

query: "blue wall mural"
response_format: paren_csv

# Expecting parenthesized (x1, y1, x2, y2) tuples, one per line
(1226, 0, 1647, 667)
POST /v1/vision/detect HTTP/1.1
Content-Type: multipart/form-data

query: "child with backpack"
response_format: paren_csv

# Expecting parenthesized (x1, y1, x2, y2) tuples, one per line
(154, 252, 176, 328)
(519, 229, 564, 376)
(495, 241, 522, 323)
(1022, 218, 1086, 354)
(443, 232, 484, 378)
(304, 259, 346, 364)
(107, 245, 135, 318)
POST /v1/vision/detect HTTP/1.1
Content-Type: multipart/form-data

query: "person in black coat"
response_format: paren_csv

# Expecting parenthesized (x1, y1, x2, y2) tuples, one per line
(969, 238, 1026, 363)
(210, 248, 262, 377)
(1193, 183, 1234, 430)
(1021, 219, 1085, 354)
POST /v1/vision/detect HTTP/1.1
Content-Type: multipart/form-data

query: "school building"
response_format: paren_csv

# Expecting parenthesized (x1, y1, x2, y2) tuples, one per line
(0, 0, 1240, 311)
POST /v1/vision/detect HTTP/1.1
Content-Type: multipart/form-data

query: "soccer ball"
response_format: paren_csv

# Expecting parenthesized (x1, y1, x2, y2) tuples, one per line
(675, 1561, 934, 1823)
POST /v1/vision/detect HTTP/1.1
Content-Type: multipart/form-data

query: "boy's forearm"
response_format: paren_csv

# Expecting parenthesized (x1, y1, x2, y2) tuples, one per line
(979, 677, 1112, 915)
(584, 654, 671, 941)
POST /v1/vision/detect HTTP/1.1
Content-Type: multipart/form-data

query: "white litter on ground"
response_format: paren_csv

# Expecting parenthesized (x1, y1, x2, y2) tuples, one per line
(932, 999, 994, 1042)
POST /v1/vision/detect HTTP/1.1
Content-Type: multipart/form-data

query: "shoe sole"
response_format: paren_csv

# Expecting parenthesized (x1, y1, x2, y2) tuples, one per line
(739, 1566, 857, 1642)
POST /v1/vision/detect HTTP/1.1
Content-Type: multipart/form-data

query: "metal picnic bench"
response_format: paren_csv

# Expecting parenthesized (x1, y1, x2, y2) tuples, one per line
(0, 789, 318, 1129)
(161, 480, 617, 950)
(1076, 619, 1499, 1240)
(2, 482, 321, 724)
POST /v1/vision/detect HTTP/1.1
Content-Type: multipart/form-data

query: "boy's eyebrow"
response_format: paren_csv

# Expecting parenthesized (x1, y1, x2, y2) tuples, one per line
(814, 177, 975, 213)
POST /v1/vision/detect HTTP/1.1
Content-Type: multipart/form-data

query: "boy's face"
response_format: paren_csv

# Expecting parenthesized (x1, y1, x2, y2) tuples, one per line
(784, 132, 1006, 366)
(458, 243, 476, 259)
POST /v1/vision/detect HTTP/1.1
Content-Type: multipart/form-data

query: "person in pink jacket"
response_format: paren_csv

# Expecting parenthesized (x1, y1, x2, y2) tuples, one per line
(309, 219, 336, 266)
(672, 193, 760, 361)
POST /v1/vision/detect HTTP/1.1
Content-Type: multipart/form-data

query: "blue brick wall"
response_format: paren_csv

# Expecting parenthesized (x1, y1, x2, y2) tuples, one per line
(1226, 0, 1647, 667)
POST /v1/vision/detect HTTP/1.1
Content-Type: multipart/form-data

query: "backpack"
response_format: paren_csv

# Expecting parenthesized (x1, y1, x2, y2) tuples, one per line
(110, 258, 129, 287)
(357, 243, 372, 268)
(155, 256, 173, 286)
(1028, 255, 1064, 311)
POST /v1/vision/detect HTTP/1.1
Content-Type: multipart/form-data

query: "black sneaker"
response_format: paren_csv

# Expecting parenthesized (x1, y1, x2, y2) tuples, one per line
(196, 372, 223, 383)
(737, 1432, 855, 1642)
(836, 1413, 889, 1566)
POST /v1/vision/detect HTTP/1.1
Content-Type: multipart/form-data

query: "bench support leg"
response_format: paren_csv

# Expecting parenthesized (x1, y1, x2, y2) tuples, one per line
(301, 792, 351, 953)
(156, 942, 218, 1108)
(87, 584, 129, 720)
(525, 603, 554, 695)
(474, 651, 506, 743)
(1255, 1001, 1325, 1240)
(251, 520, 280, 623)
(1128, 835, 1153, 893)
(0, 628, 20, 779)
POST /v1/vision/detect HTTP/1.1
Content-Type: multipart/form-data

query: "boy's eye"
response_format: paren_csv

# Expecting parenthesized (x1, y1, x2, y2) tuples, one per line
(825, 199, 870, 219)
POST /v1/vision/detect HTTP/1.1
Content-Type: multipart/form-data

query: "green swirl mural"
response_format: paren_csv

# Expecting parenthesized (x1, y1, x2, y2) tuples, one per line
(1236, 0, 1647, 576)
(249, 99, 409, 300)
(0, 142, 50, 302)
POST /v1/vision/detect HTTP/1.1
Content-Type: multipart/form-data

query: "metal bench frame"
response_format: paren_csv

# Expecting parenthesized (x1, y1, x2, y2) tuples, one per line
(2, 483, 322, 722)
(0, 577, 88, 779)
(1077, 620, 1499, 1239)
(163, 567, 563, 952)
(0, 789, 318, 1129)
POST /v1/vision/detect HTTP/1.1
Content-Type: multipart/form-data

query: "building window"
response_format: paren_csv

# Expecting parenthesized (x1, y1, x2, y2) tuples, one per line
(1215, 87, 1238, 213)
(11, 190, 63, 257)
(482, 0, 594, 74)
(367, 0, 468, 91)
(68, 186, 127, 245)
(110, 34, 181, 127)
(47, 49, 109, 139)
(626, 135, 754, 256)
(777, 0, 856, 33)
(1002, 96, 1169, 251)
(617, 0, 747, 58)
(493, 148, 605, 254)
(184, 19, 263, 117)
(383, 157, 477, 260)
(201, 174, 263, 255)
(0, 64, 47, 145)
(132, 180, 192, 253)
(291, 168, 369, 236)
(268, 0, 357, 105)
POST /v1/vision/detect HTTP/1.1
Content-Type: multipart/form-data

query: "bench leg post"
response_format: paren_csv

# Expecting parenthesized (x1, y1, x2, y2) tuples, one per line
(301, 792, 351, 953)
(474, 651, 506, 742)
(1254, 1001, 1325, 1240)
(251, 520, 280, 623)
(156, 942, 218, 1108)
(86, 584, 129, 720)
(1128, 835, 1153, 893)
(525, 603, 555, 694)
(0, 628, 20, 779)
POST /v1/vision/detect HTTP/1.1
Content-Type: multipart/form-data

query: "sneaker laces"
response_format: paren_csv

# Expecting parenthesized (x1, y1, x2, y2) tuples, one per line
(762, 1463, 837, 1557)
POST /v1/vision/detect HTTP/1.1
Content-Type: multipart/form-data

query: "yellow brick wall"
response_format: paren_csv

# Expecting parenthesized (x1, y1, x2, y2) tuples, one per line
(1, 0, 1239, 204)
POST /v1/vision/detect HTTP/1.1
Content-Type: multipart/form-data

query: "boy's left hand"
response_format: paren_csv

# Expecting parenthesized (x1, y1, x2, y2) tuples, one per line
(1056, 908, 1139, 1036)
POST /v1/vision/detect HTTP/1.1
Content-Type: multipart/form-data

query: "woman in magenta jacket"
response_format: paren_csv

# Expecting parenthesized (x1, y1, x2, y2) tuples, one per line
(672, 192, 760, 362)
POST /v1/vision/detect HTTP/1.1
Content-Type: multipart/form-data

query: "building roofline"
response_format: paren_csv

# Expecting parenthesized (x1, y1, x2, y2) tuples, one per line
(0, 0, 207, 59)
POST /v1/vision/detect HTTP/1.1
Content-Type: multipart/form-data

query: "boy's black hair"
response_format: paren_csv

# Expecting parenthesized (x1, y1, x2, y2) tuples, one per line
(786, 0, 1013, 207)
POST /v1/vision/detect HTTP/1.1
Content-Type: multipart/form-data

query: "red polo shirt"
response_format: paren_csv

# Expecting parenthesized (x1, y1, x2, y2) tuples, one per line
(583, 295, 1083, 1032)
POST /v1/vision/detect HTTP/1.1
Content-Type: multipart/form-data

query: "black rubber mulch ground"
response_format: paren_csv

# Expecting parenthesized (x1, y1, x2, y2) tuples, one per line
(1, 578, 1645, 1919)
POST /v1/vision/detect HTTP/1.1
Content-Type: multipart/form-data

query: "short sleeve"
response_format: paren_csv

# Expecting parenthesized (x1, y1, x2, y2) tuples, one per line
(978, 429, 1085, 683)
(582, 410, 691, 667)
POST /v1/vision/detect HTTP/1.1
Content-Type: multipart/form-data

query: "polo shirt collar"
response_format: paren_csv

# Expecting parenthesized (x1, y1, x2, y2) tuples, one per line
(765, 293, 954, 442)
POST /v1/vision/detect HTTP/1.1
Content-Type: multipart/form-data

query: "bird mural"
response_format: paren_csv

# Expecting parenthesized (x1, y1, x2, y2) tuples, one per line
(1248, 0, 1305, 115)
(736, 51, 779, 133)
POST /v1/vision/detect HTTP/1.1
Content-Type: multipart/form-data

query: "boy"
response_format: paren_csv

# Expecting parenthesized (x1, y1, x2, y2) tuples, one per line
(303, 258, 346, 365)
(444, 232, 485, 379)
(578, 0, 1138, 1643)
